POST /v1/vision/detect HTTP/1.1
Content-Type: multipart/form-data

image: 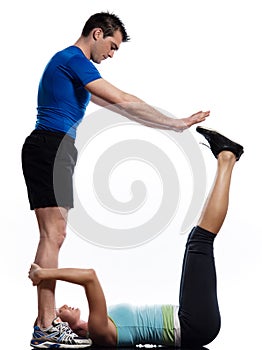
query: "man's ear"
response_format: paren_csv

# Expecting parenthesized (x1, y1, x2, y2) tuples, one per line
(93, 28, 103, 41)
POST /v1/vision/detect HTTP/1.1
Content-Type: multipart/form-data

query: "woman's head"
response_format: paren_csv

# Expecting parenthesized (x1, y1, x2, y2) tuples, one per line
(56, 304, 81, 325)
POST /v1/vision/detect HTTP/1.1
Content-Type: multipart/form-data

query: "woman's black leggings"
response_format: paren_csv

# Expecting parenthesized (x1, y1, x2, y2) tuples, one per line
(178, 226, 221, 348)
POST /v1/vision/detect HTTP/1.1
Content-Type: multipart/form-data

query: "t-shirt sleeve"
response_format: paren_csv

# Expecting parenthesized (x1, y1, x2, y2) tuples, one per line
(66, 55, 102, 86)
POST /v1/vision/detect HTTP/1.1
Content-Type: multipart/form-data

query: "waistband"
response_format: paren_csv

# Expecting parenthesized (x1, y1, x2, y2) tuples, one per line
(30, 129, 75, 143)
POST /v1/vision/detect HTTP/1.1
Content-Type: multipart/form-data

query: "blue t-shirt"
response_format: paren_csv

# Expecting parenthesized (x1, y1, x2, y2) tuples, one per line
(35, 46, 101, 139)
(108, 303, 180, 347)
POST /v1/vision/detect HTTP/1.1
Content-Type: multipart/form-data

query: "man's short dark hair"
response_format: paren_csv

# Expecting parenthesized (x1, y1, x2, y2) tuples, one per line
(82, 12, 130, 42)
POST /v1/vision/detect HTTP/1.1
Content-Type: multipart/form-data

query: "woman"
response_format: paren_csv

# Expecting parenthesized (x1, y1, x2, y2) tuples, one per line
(29, 126, 244, 348)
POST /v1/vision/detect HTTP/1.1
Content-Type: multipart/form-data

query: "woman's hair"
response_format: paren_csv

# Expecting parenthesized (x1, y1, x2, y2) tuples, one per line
(82, 12, 130, 42)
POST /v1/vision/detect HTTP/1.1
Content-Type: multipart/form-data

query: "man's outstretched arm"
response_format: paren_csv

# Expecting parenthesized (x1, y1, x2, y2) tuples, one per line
(89, 78, 209, 131)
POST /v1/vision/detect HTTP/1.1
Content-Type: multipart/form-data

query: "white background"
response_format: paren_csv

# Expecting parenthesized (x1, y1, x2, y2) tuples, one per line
(1, 0, 262, 348)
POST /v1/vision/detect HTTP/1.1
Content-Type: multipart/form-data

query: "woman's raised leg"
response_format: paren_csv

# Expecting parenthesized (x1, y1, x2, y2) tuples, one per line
(178, 128, 244, 348)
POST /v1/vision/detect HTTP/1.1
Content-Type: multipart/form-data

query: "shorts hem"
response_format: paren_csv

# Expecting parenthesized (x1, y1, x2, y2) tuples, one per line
(30, 201, 74, 210)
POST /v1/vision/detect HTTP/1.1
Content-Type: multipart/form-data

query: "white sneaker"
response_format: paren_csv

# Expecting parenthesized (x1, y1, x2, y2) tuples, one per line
(30, 317, 92, 348)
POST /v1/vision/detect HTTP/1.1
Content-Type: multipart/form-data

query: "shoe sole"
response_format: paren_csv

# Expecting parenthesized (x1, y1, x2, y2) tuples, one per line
(31, 340, 92, 349)
(196, 126, 242, 145)
(197, 126, 232, 139)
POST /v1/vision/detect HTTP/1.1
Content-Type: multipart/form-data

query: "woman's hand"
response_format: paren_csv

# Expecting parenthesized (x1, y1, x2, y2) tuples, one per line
(28, 263, 42, 286)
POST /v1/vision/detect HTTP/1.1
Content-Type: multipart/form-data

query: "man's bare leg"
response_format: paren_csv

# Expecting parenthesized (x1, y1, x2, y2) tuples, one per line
(34, 207, 68, 328)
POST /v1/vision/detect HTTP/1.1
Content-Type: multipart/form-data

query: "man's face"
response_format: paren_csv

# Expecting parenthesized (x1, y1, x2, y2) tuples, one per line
(91, 29, 123, 64)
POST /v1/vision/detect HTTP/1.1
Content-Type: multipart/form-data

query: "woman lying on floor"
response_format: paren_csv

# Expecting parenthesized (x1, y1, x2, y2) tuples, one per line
(29, 126, 244, 349)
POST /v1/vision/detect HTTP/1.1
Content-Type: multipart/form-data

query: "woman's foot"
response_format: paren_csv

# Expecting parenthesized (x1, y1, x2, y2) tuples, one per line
(29, 263, 42, 286)
(196, 126, 244, 160)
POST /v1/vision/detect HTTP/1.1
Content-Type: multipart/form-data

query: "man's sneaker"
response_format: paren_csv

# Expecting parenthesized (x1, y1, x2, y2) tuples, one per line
(30, 317, 92, 349)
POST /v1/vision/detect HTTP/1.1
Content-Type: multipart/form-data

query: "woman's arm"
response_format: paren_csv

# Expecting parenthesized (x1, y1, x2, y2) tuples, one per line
(29, 264, 96, 286)
(88, 78, 209, 131)
(29, 264, 117, 346)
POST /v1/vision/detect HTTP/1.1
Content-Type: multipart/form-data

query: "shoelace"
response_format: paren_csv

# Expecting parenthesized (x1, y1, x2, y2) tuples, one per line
(56, 322, 79, 343)
(199, 141, 211, 149)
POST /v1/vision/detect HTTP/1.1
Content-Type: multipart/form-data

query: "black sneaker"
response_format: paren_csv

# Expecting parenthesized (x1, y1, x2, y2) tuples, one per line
(30, 317, 92, 348)
(196, 126, 244, 160)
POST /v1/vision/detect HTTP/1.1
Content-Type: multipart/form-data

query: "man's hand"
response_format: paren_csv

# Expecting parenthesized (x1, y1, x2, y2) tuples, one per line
(174, 111, 210, 132)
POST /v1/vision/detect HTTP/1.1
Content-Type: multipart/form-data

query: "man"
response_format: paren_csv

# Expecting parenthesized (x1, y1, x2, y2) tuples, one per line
(22, 12, 210, 347)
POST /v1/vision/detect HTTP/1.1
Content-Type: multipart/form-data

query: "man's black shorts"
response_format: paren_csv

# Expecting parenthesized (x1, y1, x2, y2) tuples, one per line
(22, 130, 78, 210)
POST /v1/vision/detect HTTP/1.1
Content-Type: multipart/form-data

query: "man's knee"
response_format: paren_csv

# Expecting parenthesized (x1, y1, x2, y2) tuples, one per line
(53, 228, 67, 248)
(39, 226, 67, 248)
(36, 207, 68, 248)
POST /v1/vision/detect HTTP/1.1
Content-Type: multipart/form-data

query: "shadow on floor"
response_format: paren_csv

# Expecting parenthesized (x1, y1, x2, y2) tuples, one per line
(29, 347, 209, 350)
